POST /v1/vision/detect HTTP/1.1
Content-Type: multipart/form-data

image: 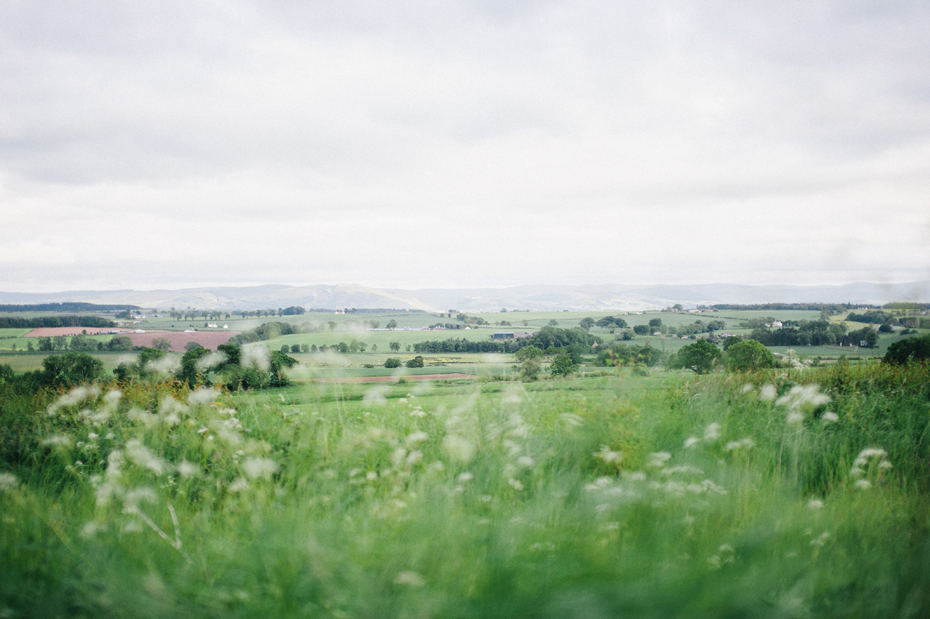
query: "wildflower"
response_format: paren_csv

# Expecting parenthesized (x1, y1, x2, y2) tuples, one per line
(0, 472, 18, 492)
(703, 423, 722, 441)
(810, 532, 830, 547)
(405, 431, 429, 446)
(759, 384, 777, 402)
(398, 398, 408, 404)
(456, 472, 474, 483)
(242, 457, 279, 480)
(559, 413, 585, 427)
(683, 436, 701, 449)
(188, 388, 221, 407)
(740, 384, 755, 394)
(393, 571, 425, 587)
(594, 445, 623, 464)
(125, 439, 169, 475)
(507, 478, 524, 491)
(849, 466, 865, 477)
(517, 456, 535, 469)
(47, 385, 100, 415)
(123, 486, 157, 511)
(366, 471, 378, 481)
(821, 411, 839, 423)
(776, 385, 830, 417)
(42, 434, 72, 448)
(176, 461, 199, 478)
(854, 479, 872, 490)
(406, 450, 423, 466)
(807, 499, 824, 510)
(229, 478, 250, 493)
(724, 438, 755, 452)
(391, 448, 408, 467)
(647, 452, 672, 468)
(443, 436, 476, 464)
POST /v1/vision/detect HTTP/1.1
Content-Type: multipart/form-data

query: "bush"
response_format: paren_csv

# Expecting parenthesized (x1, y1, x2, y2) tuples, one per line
(385, 358, 402, 368)
(883, 333, 930, 365)
(406, 356, 424, 369)
(40, 352, 103, 387)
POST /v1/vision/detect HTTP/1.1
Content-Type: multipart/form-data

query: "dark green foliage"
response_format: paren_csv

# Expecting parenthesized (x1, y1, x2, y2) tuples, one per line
(109, 336, 134, 351)
(596, 343, 663, 367)
(39, 352, 103, 387)
(724, 340, 776, 372)
(595, 316, 628, 329)
(405, 356, 425, 368)
(633, 325, 649, 335)
(883, 333, 930, 365)
(549, 351, 576, 376)
(0, 315, 116, 329)
(384, 358, 402, 368)
(671, 339, 722, 374)
(177, 346, 212, 386)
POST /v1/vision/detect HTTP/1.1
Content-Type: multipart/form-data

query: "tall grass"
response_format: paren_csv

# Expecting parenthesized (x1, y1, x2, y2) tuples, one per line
(1, 363, 928, 617)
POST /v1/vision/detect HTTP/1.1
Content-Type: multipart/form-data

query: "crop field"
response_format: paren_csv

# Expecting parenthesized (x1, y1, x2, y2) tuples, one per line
(2, 360, 929, 617)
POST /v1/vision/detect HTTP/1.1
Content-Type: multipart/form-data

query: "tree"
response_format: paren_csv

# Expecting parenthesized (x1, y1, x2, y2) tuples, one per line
(184, 341, 204, 352)
(596, 316, 628, 329)
(674, 340, 722, 374)
(515, 345, 543, 381)
(385, 358, 402, 368)
(633, 325, 649, 335)
(40, 352, 103, 387)
(390, 342, 401, 352)
(548, 319, 559, 327)
(721, 336, 742, 351)
(724, 340, 775, 372)
(387, 319, 398, 330)
(406, 356, 424, 368)
(177, 346, 211, 386)
(549, 351, 576, 377)
(152, 337, 172, 351)
(648, 318, 663, 329)
(883, 333, 930, 365)
(579, 317, 596, 330)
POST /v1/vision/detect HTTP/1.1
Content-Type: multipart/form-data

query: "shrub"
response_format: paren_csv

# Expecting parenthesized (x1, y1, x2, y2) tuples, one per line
(385, 358, 402, 368)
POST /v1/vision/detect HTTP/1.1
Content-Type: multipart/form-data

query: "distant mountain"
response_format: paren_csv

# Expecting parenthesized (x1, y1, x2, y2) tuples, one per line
(1, 281, 928, 312)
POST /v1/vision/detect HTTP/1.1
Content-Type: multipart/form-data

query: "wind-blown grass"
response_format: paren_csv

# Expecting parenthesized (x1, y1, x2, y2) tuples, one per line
(1, 363, 929, 617)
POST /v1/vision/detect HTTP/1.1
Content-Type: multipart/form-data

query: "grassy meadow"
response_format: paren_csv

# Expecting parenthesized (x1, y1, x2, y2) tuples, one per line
(2, 358, 929, 617)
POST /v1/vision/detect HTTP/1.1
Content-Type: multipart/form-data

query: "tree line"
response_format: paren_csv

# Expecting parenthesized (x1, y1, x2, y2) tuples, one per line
(0, 316, 116, 329)
(0, 303, 138, 312)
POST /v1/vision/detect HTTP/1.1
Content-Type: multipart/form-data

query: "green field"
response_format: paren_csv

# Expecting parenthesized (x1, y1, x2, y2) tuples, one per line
(2, 359, 929, 617)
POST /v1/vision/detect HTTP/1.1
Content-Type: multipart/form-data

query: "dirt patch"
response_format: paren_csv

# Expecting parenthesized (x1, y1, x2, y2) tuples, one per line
(24, 328, 239, 352)
(314, 373, 476, 383)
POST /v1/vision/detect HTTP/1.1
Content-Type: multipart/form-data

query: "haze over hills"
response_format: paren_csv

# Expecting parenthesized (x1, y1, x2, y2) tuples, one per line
(1, 281, 929, 312)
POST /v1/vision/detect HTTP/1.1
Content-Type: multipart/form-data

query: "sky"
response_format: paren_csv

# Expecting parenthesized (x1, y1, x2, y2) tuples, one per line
(2, 0, 929, 293)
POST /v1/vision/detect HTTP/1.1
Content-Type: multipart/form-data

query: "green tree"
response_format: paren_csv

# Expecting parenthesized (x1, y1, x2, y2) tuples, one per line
(724, 340, 775, 372)
(648, 318, 663, 329)
(549, 351, 576, 377)
(883, 333, 930, 365)
(387, 319, 398, 330)
(152, 337, 172, 351)
(674, 340, 722, 374)
(548, 319, 559, 327)
(40, 352, 103, 387)
(385, 358, 402, 368)
(390, 342, 401, 352)
(633, 325, 649, 335)
(177, 346, 211, 386)
(406, 355, 424, 368)
(596, 316, 628, 329)
(515, 345, 543, 381)
(184, 341, 204, 352)
(579, 317, 596, 330)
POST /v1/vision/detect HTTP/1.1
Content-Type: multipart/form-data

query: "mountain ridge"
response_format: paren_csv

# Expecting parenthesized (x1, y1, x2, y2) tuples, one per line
(1, 281, 928, 312)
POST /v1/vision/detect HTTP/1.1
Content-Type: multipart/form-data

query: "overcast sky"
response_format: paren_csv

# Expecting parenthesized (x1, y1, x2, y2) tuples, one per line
(2, 0, 929, 293)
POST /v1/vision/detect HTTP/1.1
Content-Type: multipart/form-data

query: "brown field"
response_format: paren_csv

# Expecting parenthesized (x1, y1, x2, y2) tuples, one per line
(24, 328, 239, 352)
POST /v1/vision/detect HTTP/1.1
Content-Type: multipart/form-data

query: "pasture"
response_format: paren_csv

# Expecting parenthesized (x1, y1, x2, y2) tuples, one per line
(1, 361, 928, 617)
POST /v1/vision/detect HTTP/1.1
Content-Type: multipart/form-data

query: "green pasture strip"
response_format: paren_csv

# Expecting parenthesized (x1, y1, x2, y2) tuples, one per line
(1, 363, 929, 616)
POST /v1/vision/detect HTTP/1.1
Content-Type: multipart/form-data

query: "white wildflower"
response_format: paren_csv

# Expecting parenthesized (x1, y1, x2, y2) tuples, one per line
(517, 456, 535, 469)
(849, 466, 865, 478)
(442, 436, 476, 464)
(740, 384, 755, 394)
(176, 461, 199, 478)
(594, 445, 623, 464)
(80, 520, 106, 539)
(229, 478, 250, 493)
(125, 439, 169, 475)
(507, 478, 524, 491)
(405, 431, 429, 446)
(810, 532, 830, 547)
(703, 423, 722, 441)
(559, 413, 585, 427)
(0, 472, 18, 492)
(647, 452, 672, 468)
(854, 479, 872, 490)
(42, 434, 72, 448)
(683, 436, 701, 449)
(759, 384, 777, 402)
(406, 450, 423, 466)
(188, 388, 221, 407)
(456, 472, 474, 483)
(195, 351, 227, 373)
(128, 407, 158, 429)
(393, 571, 425, 587)
(724, 438, 755, 452)
(242, 457, 279, 480)
(879, 460, 893, 470)
(391, 448, 408, 467)
(821, 411, 839, 423)
(366, 471, 378, 481)
(776, 384, 830, 414)
(398, 398, 408, 404)
(807, 499, 824, 510)
(123, 486, 157, 511)
(48, 385, 100, 415)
